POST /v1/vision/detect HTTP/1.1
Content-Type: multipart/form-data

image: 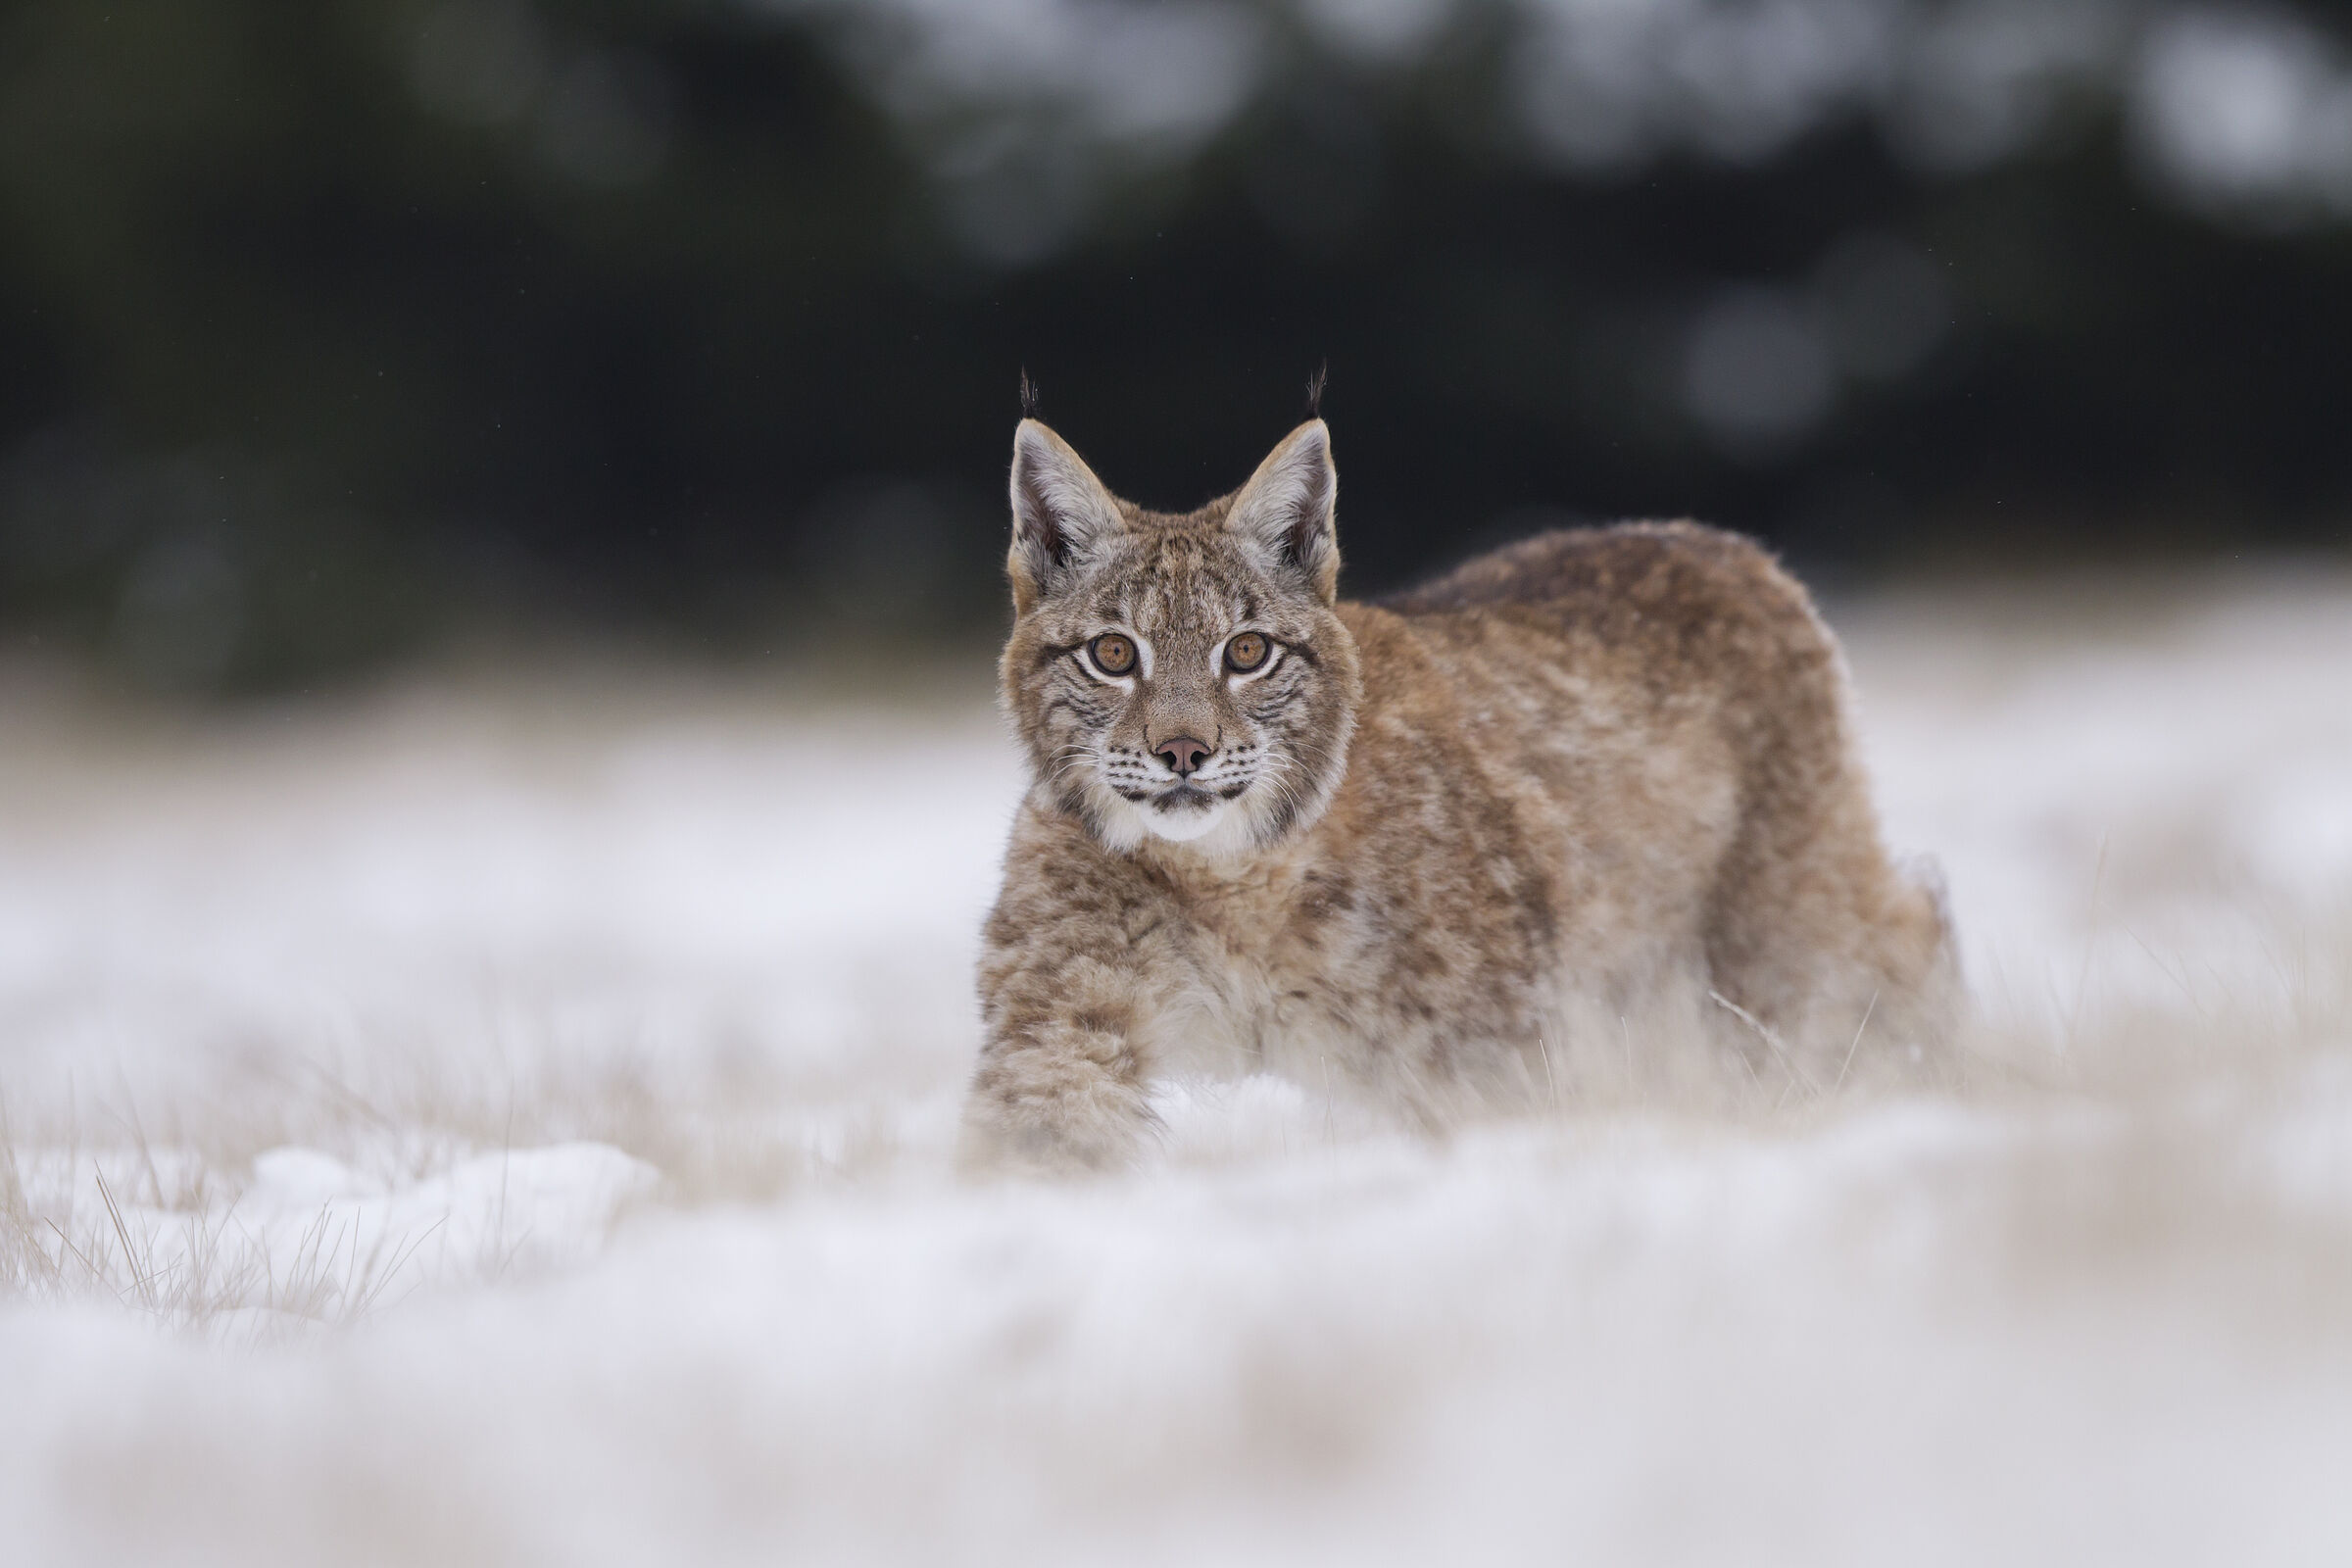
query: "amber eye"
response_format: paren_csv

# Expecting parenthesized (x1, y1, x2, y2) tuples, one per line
(1089, 633, 1137, 675)
(1225, 632, 1270, 672)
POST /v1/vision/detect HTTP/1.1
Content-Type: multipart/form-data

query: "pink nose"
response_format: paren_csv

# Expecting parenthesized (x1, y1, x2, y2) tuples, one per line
(1153, 735, 1211, 777)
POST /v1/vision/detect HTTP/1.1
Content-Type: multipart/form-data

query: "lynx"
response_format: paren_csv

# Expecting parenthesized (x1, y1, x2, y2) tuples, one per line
(961, 413, 1956, 1171)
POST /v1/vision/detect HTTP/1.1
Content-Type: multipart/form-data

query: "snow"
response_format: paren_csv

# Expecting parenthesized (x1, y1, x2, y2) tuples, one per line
(4, 571, 2351, 1564)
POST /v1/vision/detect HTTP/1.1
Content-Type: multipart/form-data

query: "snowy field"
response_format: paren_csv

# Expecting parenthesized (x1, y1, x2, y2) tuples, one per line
(4, 569, 2351, 1565)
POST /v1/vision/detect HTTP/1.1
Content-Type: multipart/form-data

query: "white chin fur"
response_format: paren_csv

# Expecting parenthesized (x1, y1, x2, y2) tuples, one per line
(1137, 795, 1271, 859)
(1141, 798, 1227, 843)
(1090, 789, 1261, 858)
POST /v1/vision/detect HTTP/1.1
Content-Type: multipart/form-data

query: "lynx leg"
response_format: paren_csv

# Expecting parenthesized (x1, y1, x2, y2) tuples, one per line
(959, 1012, 1161, 1174)
(962, 857, 1175, 1175)
(1701, 714, 1958, 1086)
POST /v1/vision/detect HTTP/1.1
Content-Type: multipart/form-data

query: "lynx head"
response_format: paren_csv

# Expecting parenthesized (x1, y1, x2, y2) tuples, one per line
(999, 416, 1363, 858)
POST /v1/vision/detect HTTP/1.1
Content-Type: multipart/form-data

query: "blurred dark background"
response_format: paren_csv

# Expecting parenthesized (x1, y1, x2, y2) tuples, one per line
(4, 0, 2349, 691)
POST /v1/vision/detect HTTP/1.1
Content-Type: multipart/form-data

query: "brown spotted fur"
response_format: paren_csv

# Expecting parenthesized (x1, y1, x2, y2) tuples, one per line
(963, 416, 1957, 1171)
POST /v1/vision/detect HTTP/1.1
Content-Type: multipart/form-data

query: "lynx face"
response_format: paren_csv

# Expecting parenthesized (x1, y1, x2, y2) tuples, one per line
(999, 418, 1363, 858)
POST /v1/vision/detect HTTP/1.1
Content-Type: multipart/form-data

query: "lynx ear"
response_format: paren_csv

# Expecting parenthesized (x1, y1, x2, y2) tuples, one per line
(1008, 418, 1126, 614)
(1226, 419, 1339, 603)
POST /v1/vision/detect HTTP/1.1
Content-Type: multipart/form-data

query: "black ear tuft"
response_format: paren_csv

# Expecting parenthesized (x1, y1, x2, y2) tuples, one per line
(1304, 362, 1327, 418)
(1019, 368, 1041, 419)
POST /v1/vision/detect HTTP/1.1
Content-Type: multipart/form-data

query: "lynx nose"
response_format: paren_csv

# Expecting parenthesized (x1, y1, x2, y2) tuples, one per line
(1153, 735, 1212, 777)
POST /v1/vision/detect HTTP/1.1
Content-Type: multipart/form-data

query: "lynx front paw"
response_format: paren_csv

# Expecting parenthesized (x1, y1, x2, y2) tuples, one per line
(956, 1039, 1160, 1177)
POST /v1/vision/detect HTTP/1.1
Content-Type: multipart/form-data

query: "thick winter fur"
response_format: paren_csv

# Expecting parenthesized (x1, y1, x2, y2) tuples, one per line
(964, 416, 1958, 1171)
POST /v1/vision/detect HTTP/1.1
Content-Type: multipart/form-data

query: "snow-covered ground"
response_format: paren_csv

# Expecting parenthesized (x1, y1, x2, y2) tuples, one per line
(4, 570, 2350, 1565)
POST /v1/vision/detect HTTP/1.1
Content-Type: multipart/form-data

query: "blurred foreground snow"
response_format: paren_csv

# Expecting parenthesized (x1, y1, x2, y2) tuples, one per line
(4, 570, 2351, 1564)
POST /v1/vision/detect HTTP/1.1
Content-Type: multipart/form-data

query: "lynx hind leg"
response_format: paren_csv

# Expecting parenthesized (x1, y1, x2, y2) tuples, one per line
(1807, 857, 1963, 1088)
(1703, 759, 1962, 1094)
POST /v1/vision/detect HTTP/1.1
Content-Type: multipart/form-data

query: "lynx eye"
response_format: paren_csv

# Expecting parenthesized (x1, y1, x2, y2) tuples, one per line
(1089, 633, 1137, 676)
(1225, 632, 1270, 672)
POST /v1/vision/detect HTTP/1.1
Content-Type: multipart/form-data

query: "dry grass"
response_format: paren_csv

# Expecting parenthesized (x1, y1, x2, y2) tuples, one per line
(5, 895, 2344, 1342)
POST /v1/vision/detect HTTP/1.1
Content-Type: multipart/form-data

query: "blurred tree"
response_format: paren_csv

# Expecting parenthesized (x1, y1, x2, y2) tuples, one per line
(2, 0, 2348, 689)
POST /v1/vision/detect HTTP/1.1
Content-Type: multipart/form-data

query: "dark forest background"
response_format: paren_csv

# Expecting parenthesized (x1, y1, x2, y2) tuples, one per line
(4, 0, 2349, 691)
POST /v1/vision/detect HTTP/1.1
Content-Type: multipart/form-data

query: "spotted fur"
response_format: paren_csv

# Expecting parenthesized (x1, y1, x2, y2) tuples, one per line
(963, 416, 1959, 1172)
